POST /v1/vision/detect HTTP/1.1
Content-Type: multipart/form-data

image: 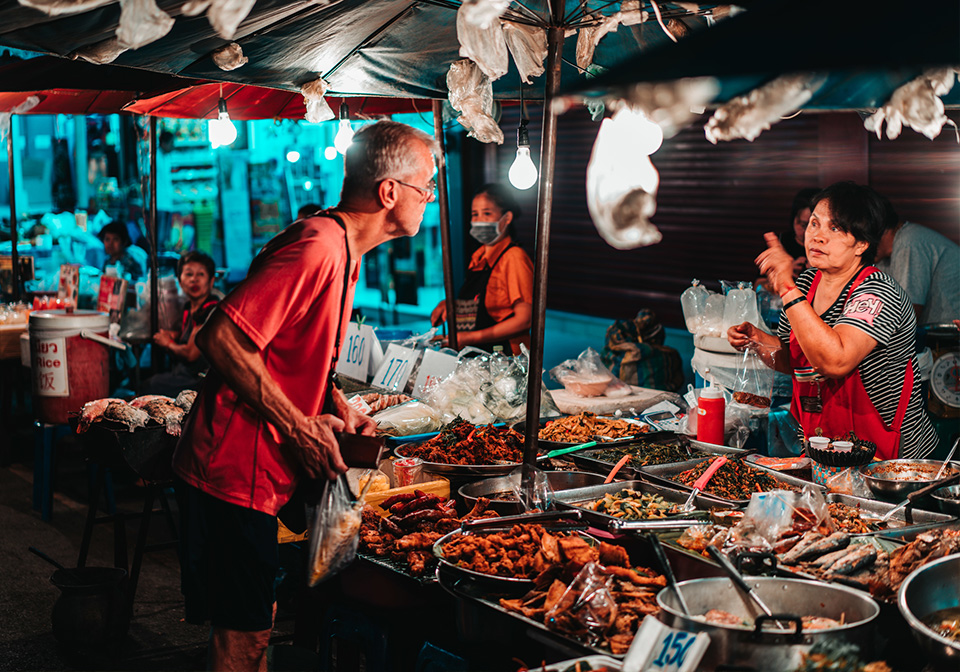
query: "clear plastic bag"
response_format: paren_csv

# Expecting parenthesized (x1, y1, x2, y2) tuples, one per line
(680, 279, 709, 334)
(116, 0, 174, 50)
(732, 344, 775, 410)
(824, 468, 874, 499)
(575, 12, 621, 70)
(546, 562, 617, 646)
(181, 0, 257, 40)
(549, 347, 631, 398)
(507, 464, 554, 512)
(212, 42, 248, 71)
(722, 282, 761, 334)
(864, 68, 956, 140)
(459, 0, 511, 29)
(502, 21, 547, 84)
(372, 401, 441, 437)
(446, 59, 504, 145)
(301, 78, 335, 124)
(727, 484, 830, 553)
(306, 477, 363, 587)
(456, 3, 508, 81)
(700, 292, 725, 337)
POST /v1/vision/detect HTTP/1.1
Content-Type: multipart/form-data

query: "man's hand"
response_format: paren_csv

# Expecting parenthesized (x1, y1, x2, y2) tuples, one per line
(756, 233, 797, 295)
(288, 415, 348, 480)
(430, 301, 447, 327)
(331, 387, 377, 436)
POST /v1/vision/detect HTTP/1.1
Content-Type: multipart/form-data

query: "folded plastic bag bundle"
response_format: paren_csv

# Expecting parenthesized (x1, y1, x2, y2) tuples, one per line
(372, 401, 441, 437)
(549, 347, 630, 398)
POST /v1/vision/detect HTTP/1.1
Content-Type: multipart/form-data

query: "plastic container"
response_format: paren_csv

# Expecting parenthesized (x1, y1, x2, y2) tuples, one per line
(680, 279, 709, 334)
(808, 436, 831, 451)
(832, 441, 854, 453)
(697, 385, 725, 446)
(392, 457, 422, 487)
(29, 310, 110, 425)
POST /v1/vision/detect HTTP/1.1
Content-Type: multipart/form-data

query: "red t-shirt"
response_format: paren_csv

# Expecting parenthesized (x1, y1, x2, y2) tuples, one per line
(173, 216, 359, 515)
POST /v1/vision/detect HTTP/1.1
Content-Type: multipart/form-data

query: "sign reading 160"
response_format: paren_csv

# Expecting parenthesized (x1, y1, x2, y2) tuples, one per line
(345, 334, 365, 365)
(378, 358, 408, 389)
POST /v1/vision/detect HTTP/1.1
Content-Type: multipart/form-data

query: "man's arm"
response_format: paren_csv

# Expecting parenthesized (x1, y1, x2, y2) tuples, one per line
(196, 308, 347, 480)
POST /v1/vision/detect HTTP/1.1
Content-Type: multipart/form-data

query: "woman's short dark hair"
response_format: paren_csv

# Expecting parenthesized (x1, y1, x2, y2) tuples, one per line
(475, 183, 522, 239)
(98, 221, 131, 248)
(810, 181, 887, 266)
(177, 250, 216, 279)
(790, 188, 820, 225)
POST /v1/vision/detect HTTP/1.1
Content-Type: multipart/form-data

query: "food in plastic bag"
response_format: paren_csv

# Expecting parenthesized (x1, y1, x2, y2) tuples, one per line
(704, 73, 828, 144)
(732, 343, 776, 409)
(117, 0, 174, 50)
(446, 59, 504, 145)
(575, 12, 621, 70)
(726, 485, 831, 554)
(182, 0, 257, 40)
(587, 108, 662, 250)
(680, 279, 709, 334)
(502, 21, 547, 84)
(306, 476, 363, 587)
(456, 3, 509, 81)
(546, 562, 617, 646)
(824, 468, 874, 499)
(372, 401, 441, 437)
(301, 77, 335, 124)
(212, 42, 248, 71)
(507, 464, 554, 513)
(722, 282, 762, 335)
(549, 348, 631, 398)
(865, 68, 957, 140)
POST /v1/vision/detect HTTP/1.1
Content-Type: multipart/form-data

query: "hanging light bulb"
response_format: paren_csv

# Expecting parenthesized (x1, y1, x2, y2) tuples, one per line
(508, 119, 538, 190)
(209, 97, 238, 148)
(333, 102, 354, 155)
(323, 146, 338, 161)
(286, 149, 301, 163)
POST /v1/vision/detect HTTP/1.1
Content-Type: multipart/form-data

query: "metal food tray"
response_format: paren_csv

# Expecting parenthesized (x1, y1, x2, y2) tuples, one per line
(572, 437, 746, 482)
(394, 443, 525, 477)
(523, 416, 666, 450)
(553, 480, 719, 528)
(640, 458, 823, 506)
(825, 493, 955, 536)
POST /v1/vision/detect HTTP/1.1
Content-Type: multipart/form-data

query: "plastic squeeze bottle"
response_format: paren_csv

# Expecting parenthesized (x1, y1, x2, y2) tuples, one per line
(697, 385, 725, 445)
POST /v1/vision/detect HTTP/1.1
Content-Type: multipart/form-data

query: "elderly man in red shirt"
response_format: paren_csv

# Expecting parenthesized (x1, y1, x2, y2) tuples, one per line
(172, 120, 439, 672)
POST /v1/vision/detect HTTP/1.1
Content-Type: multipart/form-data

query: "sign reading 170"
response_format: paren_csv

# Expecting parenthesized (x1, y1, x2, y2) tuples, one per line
(370, 344, 418, 392)
(376, 357, 409, 390)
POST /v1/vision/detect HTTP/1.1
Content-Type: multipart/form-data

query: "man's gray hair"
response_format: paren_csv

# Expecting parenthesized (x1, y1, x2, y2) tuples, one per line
(342, 120, 439, 199)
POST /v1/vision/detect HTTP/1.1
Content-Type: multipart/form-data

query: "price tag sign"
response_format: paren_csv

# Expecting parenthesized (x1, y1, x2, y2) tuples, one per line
(411, 349, 459, 398)
(370, 344, 418, 392)
(346, 394, 372, 414)
(32, 336, 69, 397)
(621, 617, 710, 672)
(336, 322, 377, 383)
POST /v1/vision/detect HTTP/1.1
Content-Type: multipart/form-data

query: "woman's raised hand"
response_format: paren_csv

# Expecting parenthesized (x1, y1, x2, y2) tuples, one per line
(756, 232, 798, 295)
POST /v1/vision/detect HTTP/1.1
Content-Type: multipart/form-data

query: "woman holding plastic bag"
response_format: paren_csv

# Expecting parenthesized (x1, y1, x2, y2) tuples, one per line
(727, 182, 938, 461)
(431, 184, 533, 354)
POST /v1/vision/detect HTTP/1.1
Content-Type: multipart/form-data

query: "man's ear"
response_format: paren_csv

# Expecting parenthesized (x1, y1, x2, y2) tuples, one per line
(378, 179, 399, 209)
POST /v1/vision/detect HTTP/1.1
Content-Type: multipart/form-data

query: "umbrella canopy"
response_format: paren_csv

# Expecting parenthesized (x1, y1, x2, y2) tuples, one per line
(0, 1, 719, 100)
(564, 0, 960, 109)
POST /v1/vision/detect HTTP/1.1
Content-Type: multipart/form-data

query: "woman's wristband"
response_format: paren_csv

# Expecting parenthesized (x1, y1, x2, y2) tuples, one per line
(779, 284, 797, 298)
(783, 296, 806, 311)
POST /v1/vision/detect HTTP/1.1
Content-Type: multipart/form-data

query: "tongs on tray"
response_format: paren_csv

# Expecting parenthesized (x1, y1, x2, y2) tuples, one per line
(607, 517, 707, 533)
(460, 509, 587, 533)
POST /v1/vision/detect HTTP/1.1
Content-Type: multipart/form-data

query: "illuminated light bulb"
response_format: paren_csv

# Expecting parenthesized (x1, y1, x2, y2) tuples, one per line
(286, 150, 301, 163)
(612, 106, 663, 155)
(303, 180, 314, 191)
(323, 146, 338, 161)
(508, 120, 538, 190)
(209, 98, 238, 148)
(334, 102, 354, 155)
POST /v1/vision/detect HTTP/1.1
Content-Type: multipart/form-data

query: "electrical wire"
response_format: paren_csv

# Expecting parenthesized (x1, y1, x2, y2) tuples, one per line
(649, 0, 678, 43)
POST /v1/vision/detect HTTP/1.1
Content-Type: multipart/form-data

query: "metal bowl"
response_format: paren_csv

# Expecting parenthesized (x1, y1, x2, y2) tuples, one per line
(897, 552, 960, 667)
(932, 485, 960, 517)
(459, 471, 607, 515)
(859, 460, 960, 501)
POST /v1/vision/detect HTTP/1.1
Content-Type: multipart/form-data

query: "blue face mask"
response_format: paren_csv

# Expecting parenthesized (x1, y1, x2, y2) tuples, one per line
(469, 217, 504, 245)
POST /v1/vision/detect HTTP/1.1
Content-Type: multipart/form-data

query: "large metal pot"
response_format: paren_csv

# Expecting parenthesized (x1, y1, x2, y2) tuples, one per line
(657, 577, 880, 671)
(859, 460, 960, 502)
(897, 552, 960, 669)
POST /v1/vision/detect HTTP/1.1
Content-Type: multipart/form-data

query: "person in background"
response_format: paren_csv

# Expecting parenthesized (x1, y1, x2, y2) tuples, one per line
(728, 181, 938, 461)
(143, 251, 218, 397)
(430, 183, 534, 354)
(172, 121, 438, 672)
(98, 220, 145, 280)
(875, 195, 960, 326)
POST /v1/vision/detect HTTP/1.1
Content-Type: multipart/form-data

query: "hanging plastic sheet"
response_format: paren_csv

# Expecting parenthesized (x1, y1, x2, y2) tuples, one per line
(456, 2, 509, 81)
(15, 0, 112, 16)
(117, 0, 175, 50)
(576, 12, 621, 71)
(864, 68, 958, 140)
(446, 59, 504, 144)
(212, 42, 248, 71)
(459, 0, 510, 29)
(502, 22, 547, 85)
(182, 0, 258, 41)
(301, 77, 335, 124)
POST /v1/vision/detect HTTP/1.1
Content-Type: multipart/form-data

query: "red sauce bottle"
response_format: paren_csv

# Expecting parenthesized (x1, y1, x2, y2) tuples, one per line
(697, 386, 725, 445)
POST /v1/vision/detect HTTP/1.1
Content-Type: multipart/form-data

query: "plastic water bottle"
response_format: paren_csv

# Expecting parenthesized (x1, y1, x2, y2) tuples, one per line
(697, 385, 725, 445)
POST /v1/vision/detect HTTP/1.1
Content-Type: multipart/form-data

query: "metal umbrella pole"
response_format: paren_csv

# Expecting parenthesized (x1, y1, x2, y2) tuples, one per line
(148, 116, 160, 370)
(522, 19, 565, 468)
(432, 99, 458, 350)
(6, 114, 19, 302)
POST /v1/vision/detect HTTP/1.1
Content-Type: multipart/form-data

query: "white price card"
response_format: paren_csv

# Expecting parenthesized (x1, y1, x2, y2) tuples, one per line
(370, 344, 418, 392)
(621, 617, 710, 672)
(411, 349, 458, 398)
(336, 322, 377, 383)
(32, 336, 69, 397)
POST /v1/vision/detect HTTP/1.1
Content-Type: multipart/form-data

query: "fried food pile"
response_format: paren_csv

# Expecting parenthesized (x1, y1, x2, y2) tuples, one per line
(870, 528, 960, 601)
(401, 418, 524, 465)
(358, 493, 498, 576)
(673, 458, 794, 500)
(539, 412, 649, 443)
(826, 502, 884, 534)
(77, 392, 196, 435)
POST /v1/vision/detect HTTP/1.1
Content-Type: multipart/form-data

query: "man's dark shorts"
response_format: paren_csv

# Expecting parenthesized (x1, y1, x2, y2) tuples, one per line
(175, 478, 279, 631)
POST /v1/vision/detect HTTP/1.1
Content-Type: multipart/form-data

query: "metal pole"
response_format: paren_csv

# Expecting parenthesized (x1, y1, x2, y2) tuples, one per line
(522, 24, 564, 466)
(7, 115, 20, 302)
(432, 100, 458, 350)
(148, 117, 160, 370)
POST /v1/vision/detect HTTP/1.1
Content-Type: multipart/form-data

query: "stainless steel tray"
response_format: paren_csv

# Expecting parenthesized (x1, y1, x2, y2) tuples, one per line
(518, 416, 663, 451)
(394, 443, 524, 477)
(825, 493, 956, 536)
(640, 458, 823, 506)
(553, 480, 719, 528)
(570, 434, 745, 481)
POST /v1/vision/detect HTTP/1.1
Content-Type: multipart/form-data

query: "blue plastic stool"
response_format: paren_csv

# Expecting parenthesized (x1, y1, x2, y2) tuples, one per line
(33, 421, 115, 521)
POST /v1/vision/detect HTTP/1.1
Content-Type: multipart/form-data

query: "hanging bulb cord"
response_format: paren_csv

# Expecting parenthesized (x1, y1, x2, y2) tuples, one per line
(518, 81, 530, 148)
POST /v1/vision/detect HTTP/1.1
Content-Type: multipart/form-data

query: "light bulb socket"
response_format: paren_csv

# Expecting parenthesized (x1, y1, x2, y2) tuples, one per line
(516, 119, 530, 149)
(339, 102, 349, 121)
(218, 97, 228, 116)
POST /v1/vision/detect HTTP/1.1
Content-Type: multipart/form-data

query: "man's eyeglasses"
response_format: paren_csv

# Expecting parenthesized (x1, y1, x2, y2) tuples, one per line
(391, 178, 437, 203)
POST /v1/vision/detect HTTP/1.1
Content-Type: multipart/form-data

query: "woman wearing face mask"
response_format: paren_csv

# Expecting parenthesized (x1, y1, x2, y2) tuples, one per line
(431, 184, 533, 354)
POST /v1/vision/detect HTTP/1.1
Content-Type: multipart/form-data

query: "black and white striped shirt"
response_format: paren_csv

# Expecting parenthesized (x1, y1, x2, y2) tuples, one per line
(778, 268, 939, 459)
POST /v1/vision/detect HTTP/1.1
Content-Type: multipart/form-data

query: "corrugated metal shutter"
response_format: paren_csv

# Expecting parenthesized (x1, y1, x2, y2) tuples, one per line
(489, 106, 959, 328)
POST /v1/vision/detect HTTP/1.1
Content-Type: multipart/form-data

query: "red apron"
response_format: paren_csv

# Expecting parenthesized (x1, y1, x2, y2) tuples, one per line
(789, 266, 913, 461)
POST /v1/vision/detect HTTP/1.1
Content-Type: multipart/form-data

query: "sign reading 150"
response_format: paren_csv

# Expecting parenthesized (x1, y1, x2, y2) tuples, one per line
(376, 357, 409, 389)
(344, 334, 365, 366)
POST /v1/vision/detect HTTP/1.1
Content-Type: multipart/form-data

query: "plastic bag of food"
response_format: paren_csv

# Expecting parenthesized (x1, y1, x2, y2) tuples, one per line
(507, 464, 554, 513)
(727, 484, 830, 552)
(549, 348, 631, 398)
(732, 344, 775, 410)
(700, 292, 725, 337)
(372, 401, 441, 437)
(306, 476, 362, 587)
(502, 21, 547, 84)
(446, 59, 504, 145)
(546, 562, 617, 646)
(680, 279, 709, 334)
(824, 468, 873, 499)
(722, 282, 762, 334)
(456, 2, 509, 81)
(116, 0, 174, 50)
